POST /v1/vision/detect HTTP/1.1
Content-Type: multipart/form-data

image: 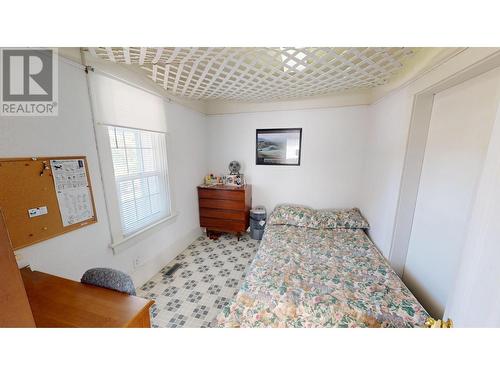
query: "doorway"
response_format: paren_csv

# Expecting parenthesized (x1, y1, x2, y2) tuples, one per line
(402, 68, 500, 317)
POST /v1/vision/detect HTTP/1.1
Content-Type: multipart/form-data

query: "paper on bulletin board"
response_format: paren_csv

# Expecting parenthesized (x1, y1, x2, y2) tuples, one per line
(50, 159, 94, 227)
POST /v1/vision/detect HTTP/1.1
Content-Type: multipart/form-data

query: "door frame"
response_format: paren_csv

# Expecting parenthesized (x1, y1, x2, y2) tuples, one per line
(388, 50, 500, 277)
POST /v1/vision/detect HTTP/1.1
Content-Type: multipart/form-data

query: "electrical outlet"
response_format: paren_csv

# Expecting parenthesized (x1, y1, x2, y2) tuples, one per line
(133, 255, 143, 269)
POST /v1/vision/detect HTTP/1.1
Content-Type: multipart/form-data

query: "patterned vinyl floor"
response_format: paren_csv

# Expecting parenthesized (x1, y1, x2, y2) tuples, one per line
(137, 232, 260, 328)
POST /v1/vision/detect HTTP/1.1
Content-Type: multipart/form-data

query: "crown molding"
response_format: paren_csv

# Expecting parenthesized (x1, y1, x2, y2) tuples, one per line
(369, 47, 465, 103)
(203, 88, 372, 115)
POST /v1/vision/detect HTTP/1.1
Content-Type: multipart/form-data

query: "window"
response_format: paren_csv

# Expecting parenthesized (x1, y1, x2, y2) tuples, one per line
(107, 125, 171, 236)
(88, 70, 173, 249)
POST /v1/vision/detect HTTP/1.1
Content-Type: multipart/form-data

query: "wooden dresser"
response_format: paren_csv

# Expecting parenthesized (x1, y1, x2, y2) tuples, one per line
(198, 184, 252, 239)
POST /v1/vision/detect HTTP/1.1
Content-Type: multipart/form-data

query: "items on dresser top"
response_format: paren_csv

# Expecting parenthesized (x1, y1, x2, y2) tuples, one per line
(203, 160, 245, 187)
(224, 173, 245, 186)
(203, 174, 245, 186)
(197, 184, 252, 240)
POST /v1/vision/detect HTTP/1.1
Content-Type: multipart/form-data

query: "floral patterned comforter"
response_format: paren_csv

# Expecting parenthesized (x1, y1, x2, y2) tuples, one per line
(215, 224, 429, 327)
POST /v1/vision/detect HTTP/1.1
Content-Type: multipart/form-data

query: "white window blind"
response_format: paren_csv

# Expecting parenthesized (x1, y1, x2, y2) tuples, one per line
(90, 71, 168, 133)
(107, 125, 171, 236)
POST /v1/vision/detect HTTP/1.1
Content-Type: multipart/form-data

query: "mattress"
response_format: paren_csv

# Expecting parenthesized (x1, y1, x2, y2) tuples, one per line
(215, 224, 429, 327)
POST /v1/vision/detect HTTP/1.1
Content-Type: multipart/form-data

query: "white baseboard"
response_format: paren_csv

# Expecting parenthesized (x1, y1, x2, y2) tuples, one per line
(131, 227, 203, 287)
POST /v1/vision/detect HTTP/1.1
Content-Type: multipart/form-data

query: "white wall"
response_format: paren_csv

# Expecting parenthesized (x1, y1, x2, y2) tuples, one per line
(358, 49, 500, 264)
(0, 57, 207, 287)
(206, 107, 369, 212)
(444, 99, 500, 327)
(359, 88, 413, 258)
(403, 68, 500, 318)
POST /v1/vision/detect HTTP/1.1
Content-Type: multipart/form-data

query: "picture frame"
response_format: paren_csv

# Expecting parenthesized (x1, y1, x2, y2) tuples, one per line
(256, 128, 302, 166)
(224, 174, 245, 186)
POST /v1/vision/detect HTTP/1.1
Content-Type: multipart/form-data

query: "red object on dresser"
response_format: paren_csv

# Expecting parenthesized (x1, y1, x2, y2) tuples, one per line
(197, 184, 252, 239)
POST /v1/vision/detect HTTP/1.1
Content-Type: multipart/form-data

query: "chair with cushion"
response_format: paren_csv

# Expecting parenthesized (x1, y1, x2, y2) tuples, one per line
(81, 268, 136, 296)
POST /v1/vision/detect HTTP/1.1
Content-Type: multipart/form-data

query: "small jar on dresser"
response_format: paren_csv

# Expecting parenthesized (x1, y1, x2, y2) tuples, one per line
(197, 184, 252, 240)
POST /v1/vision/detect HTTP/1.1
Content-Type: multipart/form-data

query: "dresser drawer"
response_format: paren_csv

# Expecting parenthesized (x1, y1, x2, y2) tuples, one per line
(199, 198, 245, 210)
(198, 188, 244, 201)
(199, 208, 246, 221)
(200, 217, 247, 232)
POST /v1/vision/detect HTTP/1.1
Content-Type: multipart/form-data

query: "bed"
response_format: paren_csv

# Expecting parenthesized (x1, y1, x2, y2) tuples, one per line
(215, 205, 429, 328)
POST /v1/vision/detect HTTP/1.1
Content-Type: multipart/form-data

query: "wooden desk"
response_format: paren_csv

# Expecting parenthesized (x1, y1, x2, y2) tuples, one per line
(21, 268, 153, 328)
(0, 211, 35, 327)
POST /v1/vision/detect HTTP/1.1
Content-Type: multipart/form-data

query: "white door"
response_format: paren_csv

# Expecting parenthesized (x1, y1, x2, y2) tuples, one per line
(403, 67, 500, 318)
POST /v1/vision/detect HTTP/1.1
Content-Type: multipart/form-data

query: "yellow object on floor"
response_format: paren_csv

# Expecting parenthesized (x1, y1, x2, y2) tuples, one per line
(425, 317, 453, 328)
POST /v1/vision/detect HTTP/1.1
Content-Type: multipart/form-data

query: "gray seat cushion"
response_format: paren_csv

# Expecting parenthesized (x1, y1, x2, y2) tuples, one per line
(81, 268, 136, 295)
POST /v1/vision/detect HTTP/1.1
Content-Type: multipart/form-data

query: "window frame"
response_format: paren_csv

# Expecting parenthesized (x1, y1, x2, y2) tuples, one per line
(94, 122, 176, 253)
(108, 125, 172, 236)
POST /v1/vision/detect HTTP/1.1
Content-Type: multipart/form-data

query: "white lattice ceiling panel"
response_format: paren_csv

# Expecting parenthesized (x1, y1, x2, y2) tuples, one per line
(87, 47, 416, 102)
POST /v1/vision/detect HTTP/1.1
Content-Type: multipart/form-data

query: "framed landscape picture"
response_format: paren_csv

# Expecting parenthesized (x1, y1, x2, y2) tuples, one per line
(256, 128, 302, 166)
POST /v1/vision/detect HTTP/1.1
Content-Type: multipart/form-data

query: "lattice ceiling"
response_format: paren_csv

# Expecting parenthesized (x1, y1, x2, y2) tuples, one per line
(87, 47, 416, 102)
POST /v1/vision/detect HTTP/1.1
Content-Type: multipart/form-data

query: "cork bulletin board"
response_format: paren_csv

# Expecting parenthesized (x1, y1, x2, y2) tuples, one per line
(0, 156, 97, 250)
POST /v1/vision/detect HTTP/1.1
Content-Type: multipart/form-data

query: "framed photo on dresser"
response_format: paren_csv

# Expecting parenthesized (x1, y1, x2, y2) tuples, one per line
(255, 128, 302, 166)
